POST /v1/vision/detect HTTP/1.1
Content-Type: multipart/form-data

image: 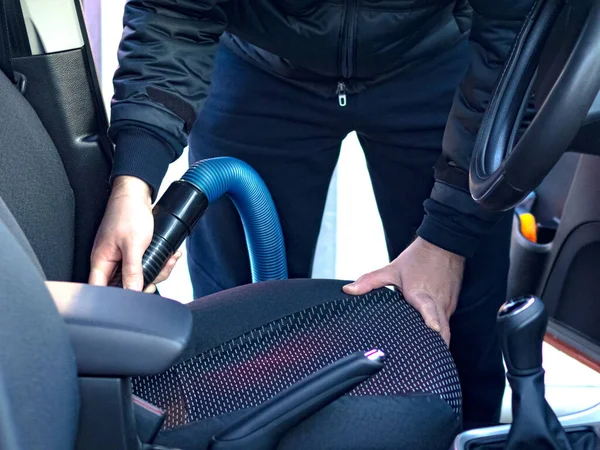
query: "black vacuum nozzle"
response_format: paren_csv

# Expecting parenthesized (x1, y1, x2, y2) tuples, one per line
(109, 180, 208, 289)
(497, 296, 548, 377)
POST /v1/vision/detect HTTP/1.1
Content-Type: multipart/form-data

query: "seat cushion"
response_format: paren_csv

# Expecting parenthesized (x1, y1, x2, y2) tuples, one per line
(132, 279, 462, 450)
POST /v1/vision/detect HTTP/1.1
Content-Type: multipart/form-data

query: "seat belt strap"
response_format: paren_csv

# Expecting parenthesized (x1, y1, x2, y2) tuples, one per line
(0, 0, 31, 91)
(0, 0, 15, 84)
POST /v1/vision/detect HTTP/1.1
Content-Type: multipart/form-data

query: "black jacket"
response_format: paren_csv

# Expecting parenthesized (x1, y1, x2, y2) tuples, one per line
(109, 0, 535, 258)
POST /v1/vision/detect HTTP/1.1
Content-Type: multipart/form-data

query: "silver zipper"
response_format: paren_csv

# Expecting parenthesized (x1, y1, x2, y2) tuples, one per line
(337, 81, 347, 107)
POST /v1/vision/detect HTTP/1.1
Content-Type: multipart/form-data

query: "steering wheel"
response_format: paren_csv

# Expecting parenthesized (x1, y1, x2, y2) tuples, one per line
(469, 0, 600, 211)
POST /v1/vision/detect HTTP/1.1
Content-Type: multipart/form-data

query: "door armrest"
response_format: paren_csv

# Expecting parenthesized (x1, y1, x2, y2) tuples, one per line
(47, 281, 192, 377)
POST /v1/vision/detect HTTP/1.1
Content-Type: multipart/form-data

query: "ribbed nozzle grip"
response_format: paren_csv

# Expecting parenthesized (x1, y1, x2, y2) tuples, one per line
(108, 235, 174, 290)
(141, 234, 175, 288)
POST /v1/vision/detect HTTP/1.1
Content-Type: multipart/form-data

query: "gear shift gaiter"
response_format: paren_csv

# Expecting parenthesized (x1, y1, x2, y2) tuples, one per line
(497, 296, 573, 450)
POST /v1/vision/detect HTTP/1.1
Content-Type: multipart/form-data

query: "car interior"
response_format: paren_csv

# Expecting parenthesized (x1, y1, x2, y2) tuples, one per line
(1, 0, 600, 449)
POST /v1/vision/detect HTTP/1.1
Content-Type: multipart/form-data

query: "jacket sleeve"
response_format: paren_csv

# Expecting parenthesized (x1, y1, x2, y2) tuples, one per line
(417, 0, 534, 257)
(107, 0, 229, 200)
(416, 0, 537, 257)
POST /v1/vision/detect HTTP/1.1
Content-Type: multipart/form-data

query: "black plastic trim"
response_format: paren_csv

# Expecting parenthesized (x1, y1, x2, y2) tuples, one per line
(464, 426, 600, 449)
(547, 320, 600, 366)
(541, 222, 600, 317)
(75, 378, 141, 450)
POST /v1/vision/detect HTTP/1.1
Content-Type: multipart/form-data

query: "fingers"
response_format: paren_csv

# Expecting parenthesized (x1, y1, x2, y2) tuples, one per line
(439, 320, 451, 346)
(121, 239, 147, 291)
(343, 265, 399, 295)
(143, 251, 182, 294)
(144, 284, 157, 294)
(89, 181, 155, 291)
(434, 300, 451, 346)
(404, 291, 451, 345)
(90, 241, 180, 293)
(88, 256, 117, 286)
(154, 252, 182, 285)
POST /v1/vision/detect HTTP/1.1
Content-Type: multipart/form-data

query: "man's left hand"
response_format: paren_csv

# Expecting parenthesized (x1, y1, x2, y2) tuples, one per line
(343, 237, 465, 345)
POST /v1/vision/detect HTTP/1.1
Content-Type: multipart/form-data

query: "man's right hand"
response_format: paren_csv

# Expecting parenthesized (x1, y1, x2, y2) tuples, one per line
(89, 176, 180, 292)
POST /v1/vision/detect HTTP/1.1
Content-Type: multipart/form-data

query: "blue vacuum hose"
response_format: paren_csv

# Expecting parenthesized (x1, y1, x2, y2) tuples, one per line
(182, 157, 288, 282)
(110, 157, 288, 289)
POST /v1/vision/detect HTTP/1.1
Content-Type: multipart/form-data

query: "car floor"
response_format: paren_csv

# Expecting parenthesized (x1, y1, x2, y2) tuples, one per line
(156, 132, 600, 426)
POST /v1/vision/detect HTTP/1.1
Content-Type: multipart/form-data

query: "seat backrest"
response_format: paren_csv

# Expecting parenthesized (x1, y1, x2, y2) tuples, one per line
(0, 0, 113, 283)
(0, 197, 79, 450)
(0, 70, 75, 280)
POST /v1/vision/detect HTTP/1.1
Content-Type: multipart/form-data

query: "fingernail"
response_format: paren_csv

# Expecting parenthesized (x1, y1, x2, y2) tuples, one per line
(431, 322, 441, 332)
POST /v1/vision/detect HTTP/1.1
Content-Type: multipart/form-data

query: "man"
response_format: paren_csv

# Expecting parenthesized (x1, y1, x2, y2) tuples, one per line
(90, 0, 535, 429)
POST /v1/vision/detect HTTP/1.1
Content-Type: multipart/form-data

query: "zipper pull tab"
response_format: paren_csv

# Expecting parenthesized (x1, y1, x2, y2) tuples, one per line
(337, 81, 347, 107)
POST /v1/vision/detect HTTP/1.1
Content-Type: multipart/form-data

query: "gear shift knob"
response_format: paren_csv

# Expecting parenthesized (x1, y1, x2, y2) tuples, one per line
(497, 296, 548, 377)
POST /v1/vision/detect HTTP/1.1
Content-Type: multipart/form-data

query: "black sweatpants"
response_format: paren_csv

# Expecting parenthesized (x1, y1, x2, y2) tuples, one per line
(187, 41, 511, 430)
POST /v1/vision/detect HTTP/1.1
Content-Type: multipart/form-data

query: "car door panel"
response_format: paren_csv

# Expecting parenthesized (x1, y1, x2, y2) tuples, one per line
(8, 0, 112, 282)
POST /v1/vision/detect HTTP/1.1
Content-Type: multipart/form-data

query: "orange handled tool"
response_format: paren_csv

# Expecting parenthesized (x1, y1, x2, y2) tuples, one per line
(519, 213, 538, 243)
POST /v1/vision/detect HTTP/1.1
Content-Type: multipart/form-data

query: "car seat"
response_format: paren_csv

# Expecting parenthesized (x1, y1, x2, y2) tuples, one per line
(0, 40, 463, 450)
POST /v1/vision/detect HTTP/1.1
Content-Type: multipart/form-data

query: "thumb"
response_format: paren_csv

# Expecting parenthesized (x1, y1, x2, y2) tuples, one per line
(405, 291, 448, 343)
(121, 240, 146, 291)
(438, 316, 451, 346)
(343, 266, 398, 296)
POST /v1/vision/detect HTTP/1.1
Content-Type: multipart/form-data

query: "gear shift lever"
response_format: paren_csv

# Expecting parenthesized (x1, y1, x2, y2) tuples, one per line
(497, 296, 573, 450)
(497, 296, 547, 377)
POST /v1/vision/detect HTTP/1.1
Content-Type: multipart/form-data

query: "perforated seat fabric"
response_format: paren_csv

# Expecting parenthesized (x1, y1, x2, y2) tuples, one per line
(132, 279, 463, 449)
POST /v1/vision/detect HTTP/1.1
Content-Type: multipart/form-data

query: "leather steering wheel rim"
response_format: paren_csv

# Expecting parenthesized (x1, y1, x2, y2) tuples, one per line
(469, 0, 600, 211)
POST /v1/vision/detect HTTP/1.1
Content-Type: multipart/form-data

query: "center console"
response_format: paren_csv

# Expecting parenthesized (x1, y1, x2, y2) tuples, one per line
(451, 296, 600, 450)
